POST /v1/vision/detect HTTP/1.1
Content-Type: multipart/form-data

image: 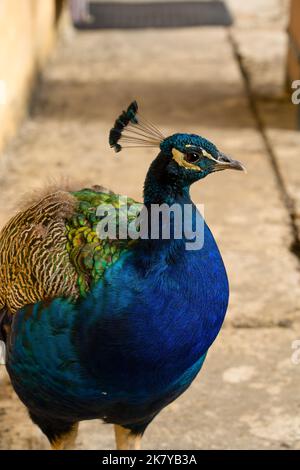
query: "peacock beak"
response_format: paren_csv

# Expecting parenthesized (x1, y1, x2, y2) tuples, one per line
(216, 152, 246, 172)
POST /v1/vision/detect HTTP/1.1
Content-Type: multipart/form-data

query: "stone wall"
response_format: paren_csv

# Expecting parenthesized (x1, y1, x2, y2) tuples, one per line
(0, 0, 64, 153)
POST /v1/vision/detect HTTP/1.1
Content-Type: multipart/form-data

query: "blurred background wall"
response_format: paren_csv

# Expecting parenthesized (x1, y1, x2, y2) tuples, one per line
(0, 0, 64, 154)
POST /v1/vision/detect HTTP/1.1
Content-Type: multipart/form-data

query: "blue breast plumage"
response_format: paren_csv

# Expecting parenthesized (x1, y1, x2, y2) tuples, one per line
(7, 207, 228, 431)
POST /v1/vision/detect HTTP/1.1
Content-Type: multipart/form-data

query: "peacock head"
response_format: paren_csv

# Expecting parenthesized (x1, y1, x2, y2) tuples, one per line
(109, 101, 245, 186)
(159, 133, 244, 181)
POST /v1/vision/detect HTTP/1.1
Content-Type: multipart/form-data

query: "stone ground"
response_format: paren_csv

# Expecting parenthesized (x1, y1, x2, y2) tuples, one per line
(0, 0, 300, 450)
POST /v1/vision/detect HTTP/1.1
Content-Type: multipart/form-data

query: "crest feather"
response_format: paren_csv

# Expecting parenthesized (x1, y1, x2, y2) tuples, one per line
(109, 101, 165, 153)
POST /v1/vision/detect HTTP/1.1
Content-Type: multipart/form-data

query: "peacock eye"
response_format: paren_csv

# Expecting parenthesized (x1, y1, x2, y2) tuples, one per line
(184, 152, 201, 164)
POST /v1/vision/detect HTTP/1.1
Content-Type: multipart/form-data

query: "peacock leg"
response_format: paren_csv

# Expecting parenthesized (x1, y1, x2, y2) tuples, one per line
(114, 424, 142, 450)
(50, 423, 79, 450)
(29, 410, 78, 450)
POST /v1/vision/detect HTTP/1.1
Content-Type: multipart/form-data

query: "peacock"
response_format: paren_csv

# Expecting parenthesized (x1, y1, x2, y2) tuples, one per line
(0, 101, 244, 450)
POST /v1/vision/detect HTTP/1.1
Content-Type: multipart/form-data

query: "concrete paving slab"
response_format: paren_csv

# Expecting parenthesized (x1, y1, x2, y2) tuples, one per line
(226, 0, 289, 29)
(227, 0, 289, 97)
(265, 128, 300, 236)
(232, 29, 287, 97)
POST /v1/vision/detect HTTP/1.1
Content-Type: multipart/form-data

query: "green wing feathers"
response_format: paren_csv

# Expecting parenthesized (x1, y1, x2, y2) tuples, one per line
(67, 188, 141, 296)
(0, 186, 141, 313)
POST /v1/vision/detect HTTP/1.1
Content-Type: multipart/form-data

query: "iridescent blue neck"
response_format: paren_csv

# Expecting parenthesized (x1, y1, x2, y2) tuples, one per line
(143, 151, 191, 206)
(141, 152, 201, 255)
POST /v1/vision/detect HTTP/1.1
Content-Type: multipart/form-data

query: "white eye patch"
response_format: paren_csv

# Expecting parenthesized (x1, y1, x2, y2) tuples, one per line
(201, 149, 215, 160)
